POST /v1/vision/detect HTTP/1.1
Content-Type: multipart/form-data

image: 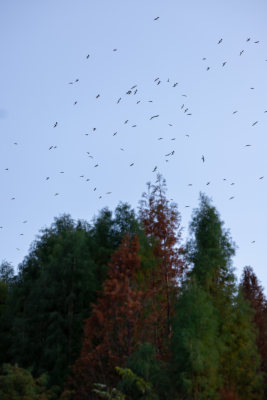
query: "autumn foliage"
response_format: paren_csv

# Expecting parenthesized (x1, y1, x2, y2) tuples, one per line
(71, 234, 144, 399)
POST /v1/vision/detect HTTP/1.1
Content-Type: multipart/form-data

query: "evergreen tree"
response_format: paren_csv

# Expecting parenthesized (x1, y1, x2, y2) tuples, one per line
(172, 193, 263, 399)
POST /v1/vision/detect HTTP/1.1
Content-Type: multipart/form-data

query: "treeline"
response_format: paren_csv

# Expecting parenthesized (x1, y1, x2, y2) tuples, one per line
(0, 176, 266, 399)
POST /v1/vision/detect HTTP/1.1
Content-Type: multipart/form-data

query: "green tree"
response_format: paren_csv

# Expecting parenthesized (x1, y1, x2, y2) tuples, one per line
(0, 363, 59, 400)
(172, 194, 263, 399)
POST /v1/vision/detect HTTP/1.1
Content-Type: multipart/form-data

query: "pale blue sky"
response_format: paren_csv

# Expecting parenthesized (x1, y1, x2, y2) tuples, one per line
(1, 0, 267, 291)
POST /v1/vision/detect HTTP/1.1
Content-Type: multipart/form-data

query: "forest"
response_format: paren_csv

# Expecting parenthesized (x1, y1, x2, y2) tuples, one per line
(0, 176, 266, 400)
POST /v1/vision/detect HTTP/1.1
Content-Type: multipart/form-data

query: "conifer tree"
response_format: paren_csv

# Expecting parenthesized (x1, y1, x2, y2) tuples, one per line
(138, 175, 185, 355)
(172, 194, 263, 399)
(240, 266, 267, 394)
(71, 235, 144, 400)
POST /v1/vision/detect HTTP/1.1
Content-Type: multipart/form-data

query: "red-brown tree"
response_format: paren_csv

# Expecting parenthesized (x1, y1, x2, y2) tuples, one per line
(138, 174, 186, 356)
(70, 234, 144, 399)
(240, 266, 267, 392)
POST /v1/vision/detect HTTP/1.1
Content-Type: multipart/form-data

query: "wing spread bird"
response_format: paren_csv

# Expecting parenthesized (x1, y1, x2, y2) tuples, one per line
(218, 38, 223, 44)
(252, 121, 258, 126)
(150, 115, 159, 120)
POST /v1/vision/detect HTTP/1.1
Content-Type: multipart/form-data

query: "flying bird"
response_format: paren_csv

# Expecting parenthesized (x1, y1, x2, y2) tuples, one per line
(124, 120, 128, 124)
(86, 54, 90, 59)
(206, 182, 210, 185)
(222, 62, 227, 67)
(259, 176, 264, 179)
(254, 41, 259, 44)
(150, 115, 159, 120)
(173, 82, 178, 87)
(207, 66, 210, 71)
(96, 94, 100, 98)
(240, 50, 244, 56)
(252, 121, 258, 126)
(154, 16, 159, 20)
(117, 98, 121, 103)
(251, 240, 255, 243)
(46, 177, 50, 180)
(94, 164, 99, 167)
(53, 122, 58, 128)
(113, 48, 117, 51)
(75, 79, 79, 82)
(113, 132, 117, 136)
(74, 101, 77, 105)
(246, 37, 251, 42)
(201, 155, 205, 162)
(229, 196, 234, 200)
(233, 111, 238, 114)
(152, 166, 157, 172)
(130, 163, 134, 166)
(218, 38, 223, 44)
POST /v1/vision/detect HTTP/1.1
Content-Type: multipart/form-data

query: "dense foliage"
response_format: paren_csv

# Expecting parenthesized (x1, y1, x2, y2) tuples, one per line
(0, 178, 266, 399)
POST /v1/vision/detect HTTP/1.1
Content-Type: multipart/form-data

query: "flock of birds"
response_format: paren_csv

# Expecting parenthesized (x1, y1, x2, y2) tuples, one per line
(2, 16, 266, 254)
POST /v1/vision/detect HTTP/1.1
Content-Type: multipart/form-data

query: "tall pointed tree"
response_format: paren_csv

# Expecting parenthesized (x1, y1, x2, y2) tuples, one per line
(171, 193, 263, 399)
(138, 174, 185, 355)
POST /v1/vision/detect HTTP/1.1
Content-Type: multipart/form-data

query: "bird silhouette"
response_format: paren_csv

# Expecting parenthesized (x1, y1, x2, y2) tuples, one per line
(240, 50, 244, 56)
(259, 176, 264, 179)
(96, 94, 100, 98)
(154, 16, 159, 20)
(252, 121, 258, 126)
(201, 155, 205, 162)
(218, 38, 223, 44)
(152, 166, 157, 172)
(207, 66, 210, 71)
(53, 122, 58, 128)
(130, 163, 134, 166)
(117, 98, 121, 103)
(233, 110, 238, 114)
(222, 62, 227, 67)
(229, 196, 234, 200)
(150, 115, 159, 120)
